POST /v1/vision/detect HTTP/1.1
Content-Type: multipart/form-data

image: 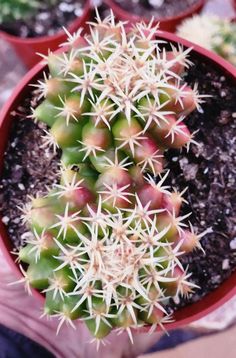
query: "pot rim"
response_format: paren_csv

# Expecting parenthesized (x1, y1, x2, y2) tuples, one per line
(0, 30, 236, 329)
(0, 0, 91, 45)
(104, 0, 205, 24)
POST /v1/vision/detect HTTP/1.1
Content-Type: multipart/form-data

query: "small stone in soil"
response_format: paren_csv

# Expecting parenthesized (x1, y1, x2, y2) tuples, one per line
(230, 238, 236, 250)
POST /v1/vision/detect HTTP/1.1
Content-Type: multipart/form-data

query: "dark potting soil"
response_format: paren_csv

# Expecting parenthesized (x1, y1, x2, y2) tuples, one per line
(0, 95, 61, 248)
(0, 0, 86, 38)
(0, 55, 236, 311)
(114, 0, 198, 19)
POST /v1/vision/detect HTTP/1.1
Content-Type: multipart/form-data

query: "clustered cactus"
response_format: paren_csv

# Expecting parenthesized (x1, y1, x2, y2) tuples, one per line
(16, 12, 210, 346)
(177, 15, 236, 67)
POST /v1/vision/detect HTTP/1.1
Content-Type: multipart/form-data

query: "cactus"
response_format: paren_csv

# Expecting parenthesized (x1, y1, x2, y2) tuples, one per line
(16, 11, 211, 346)
(177, 15, 236, 67)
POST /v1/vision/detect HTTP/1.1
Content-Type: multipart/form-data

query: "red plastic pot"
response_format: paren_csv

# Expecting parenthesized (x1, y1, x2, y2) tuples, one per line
(105, 0, 205, 32)
(233, 0, 236, 11)
(0, 31, 236, 330)
(0, 0, 91, 69)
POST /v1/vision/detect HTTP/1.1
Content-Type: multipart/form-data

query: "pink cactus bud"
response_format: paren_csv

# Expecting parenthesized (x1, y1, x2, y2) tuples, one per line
(71, 36, 88, 49)
(137, 183, 163, 210)
(156, 212, 178, 241)
(65, 186, 95, 210)
(175, 226, 211, 254)
(151, 114, 176, 139)
(129, 166, 145, 188)
(82, 122, 112, 154)
(44, 78, 72, 104)
(162, 266, 184, 296)
(176, 229, 199, 253)
(153, 115, 191, 149)
(164, 122, 191, 149)
(162, 188, 188, 216)
(96, 168, 134, 210)
(161, 85, 197, 116)
(96, 167, 132, 189)
(162, 266, 196, 298)
(146, 307, 165, 325)
(134, 136, 164, 175)
(104, 26, 122, 42)
(165, 51, 185, 75)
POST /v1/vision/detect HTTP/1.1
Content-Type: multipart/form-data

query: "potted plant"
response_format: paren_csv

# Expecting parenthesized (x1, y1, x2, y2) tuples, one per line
(0, 13, 236, 348)
(0, 0, 91, 68)
(177, 15, 236, 66)
(104, 0, 205, 32)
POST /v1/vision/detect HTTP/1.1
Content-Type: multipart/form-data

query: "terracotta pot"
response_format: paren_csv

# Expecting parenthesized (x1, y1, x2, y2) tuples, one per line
(0, 0, 91, 69)
(104, 0, 205, 32)
(0, 31, 236, 331)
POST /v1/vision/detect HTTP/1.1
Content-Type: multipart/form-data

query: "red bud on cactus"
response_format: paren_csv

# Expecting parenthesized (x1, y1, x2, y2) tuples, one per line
(164, 51, 184, 76)
(44, 78, 73, 104)
(176, 229, 200, 253)
(96, 168, 134, 210)
(160, 84, 197, 116)
(55, 94, 90, 125)
(162, 266, 197, 298)
(80, 121, 112, 160)
(134, 136, 164, 175)
(67, 186, 95, 210)
(162, 187, 188, 216)
(29, 198, 59, 234)
(137, 183, 163, 210)
(137, 171, 170, 210)
(96, 167, 132, 189)
(175, 225, 211, 254)
(151, 114, 176, 138)
(140, 306, 165, 325)
(156, 212, 178, 241)
(153, 115, 191, 149)
(129, 166, 145, 188)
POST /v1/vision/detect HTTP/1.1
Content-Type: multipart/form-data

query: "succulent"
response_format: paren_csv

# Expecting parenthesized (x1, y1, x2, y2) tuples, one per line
(16, 11, 211, 346)
(177, 15, 236, 67)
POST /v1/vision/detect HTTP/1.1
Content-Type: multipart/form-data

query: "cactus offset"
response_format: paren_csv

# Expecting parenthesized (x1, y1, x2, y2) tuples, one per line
(17, 11, 211, 346)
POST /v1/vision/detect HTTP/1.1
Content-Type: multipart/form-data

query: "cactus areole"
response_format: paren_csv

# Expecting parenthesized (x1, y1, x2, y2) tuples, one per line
(2, 11, 236, 348)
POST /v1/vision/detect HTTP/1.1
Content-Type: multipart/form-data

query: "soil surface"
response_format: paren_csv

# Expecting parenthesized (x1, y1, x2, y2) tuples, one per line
(0, 54, 236, 310)
(165, 54, 236, 311)
(114, 0, 199, 19)
(0, 0, 86, 38)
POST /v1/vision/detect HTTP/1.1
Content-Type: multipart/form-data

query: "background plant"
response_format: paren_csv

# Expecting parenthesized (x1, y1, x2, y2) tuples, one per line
(177, 15, 236, 66)
(16, 11, 210, 347)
